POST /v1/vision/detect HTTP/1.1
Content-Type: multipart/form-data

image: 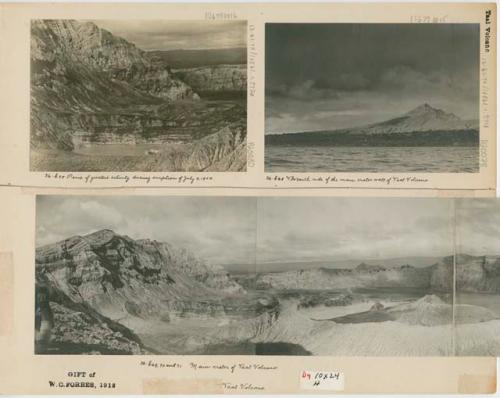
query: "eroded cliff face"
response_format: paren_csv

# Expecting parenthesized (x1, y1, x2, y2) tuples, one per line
(31, 20, 195, 101)
(429, 256, 454, 292)
(185, 123, 247, 171)
(456, 255, 500, 293)
(428, 254, 500, 293)
(46, 302, 148, 354)
(256, 265, 434, 291)
(31, 20, 196, 150)
(30, 20, 247, 172)
(35, 230, 278, 353)
(56, 101, 245, 146)
(254, 256, 500, 294)
(36, 229, 244, 318)
(35, 274, 150, 354)
(174, 65, 247, 96)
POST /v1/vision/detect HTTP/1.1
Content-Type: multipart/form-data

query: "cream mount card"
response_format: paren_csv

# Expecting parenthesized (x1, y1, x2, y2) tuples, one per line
(0, 1, 498, 395)
(0, 2, 496, 193)
(0, 186, 498, 394)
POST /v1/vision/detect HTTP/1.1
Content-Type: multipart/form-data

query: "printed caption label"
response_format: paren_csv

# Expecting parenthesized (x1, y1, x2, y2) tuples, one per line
(300, 370, 344, 391)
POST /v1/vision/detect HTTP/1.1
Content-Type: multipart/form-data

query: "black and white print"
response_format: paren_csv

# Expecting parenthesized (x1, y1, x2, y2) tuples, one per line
(30, 20, 247, 172)
(265, 24, 480, 173)
(35, 196, 500, 356)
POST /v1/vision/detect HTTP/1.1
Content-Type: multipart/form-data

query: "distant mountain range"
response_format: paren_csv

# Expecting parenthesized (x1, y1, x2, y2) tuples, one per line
(247, 254, 500, 294)
(148, 47, 247, 69)
(266, 104, 479, 147)
(224, 256, 443, 274)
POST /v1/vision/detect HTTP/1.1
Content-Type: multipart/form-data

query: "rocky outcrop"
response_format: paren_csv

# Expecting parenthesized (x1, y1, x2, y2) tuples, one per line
(31, 20, 146, 69)
(185, 123, 247, 171)
(35, 229, 245, 322)
(31, 20, 189, 149)
(456, 255, 500, 293)
(429, 256, 454, 291)
(31, 20, 195, 101)
(355, 262, 386, 272)
(46, 302, 149, 354)
(112, 64, 198, 100)
(257, 265, 434, 291)
(35, 229, 282, 354)
(44, 100, 246, 148)
(36, 230, 248, 338)
(30, 20, 247, 172)
(428, 254, 500, 293)
(297, 293, 353, 310)
(174, 65, 247, 96)
(31, 20, 195, 150)
(255, 255, 500, 294)
(255, 254, 500, 293)
(35, 275, 150, 354)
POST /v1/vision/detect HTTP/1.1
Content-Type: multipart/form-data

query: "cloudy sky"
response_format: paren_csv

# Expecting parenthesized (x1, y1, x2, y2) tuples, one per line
(36, 196, 256, 266)
(37, 196, 456, 267)
(456, 200, 500, 255)
(257, 197, 454, 263)
(266, 23, 479, 134)
(92, 20, 246, 51)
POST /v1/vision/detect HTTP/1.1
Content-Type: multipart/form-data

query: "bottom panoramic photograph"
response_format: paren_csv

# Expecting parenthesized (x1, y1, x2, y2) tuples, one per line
(34, 196, 500, 356)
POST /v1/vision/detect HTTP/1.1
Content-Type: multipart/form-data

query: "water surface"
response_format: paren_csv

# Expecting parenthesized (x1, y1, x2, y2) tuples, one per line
(265, 146, 479, 173)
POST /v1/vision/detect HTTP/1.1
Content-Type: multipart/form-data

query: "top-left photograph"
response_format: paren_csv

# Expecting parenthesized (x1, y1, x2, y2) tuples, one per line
(30, 19, 247, 172)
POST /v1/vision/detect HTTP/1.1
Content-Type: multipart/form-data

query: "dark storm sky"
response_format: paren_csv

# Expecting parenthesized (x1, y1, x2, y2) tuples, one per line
(265, 23, 480, 134)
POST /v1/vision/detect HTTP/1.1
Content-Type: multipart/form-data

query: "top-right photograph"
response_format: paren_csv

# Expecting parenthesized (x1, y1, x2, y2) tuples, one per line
(265, 23, 480, 173)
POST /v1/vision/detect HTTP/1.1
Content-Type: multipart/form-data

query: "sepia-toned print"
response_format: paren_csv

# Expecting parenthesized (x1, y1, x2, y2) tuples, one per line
(265, 24, 480, 173)
(34, 196, 500, 356)
(30, 20, 247, 172)
(35, 196, 257, 355)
